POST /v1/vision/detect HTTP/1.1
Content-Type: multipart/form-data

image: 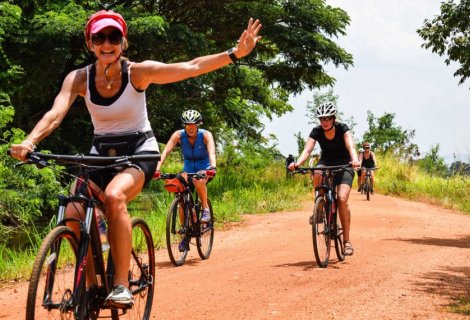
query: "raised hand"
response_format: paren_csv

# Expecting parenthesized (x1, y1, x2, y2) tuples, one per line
(236, 18, 262, 58)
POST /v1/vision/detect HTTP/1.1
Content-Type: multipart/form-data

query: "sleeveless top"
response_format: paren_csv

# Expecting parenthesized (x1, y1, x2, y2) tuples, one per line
(361, 151, 375, 168)
(309, 122, 351, 165)
(85, 60, 158, 153)
(180, 129, 210, 172)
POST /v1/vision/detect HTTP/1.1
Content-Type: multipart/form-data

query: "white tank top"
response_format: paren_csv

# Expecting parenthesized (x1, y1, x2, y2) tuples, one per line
(85, 61, 158, 153)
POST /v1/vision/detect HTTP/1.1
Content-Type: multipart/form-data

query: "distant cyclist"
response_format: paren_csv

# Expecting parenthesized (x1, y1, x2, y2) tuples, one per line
(357, 142, 377, 193)
(288, 103, 360, 256)
(156, 110, 216, 225)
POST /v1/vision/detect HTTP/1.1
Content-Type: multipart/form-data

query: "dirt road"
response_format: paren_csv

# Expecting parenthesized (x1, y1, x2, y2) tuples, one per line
(1, 192, 469, 319)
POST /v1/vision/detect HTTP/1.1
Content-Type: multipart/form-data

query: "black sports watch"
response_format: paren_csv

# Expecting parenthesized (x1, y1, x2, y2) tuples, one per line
(227, 47, 239, 63)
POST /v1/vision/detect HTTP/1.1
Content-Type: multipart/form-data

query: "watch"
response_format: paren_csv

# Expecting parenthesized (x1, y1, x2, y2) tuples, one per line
(227, 47, 239, 64)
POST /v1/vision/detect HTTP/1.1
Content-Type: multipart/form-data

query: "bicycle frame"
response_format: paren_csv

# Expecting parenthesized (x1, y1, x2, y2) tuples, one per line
(18, 151, 159, 319)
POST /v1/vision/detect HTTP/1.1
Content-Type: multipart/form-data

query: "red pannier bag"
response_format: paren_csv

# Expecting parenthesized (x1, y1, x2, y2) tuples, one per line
(164, 178, 186, 193)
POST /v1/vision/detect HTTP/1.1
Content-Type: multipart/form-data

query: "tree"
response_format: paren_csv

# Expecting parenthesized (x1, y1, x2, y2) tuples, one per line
(417, 0, 470, 87)
(306, 88, 357, 134)
(3, 0, 353, 153)
(416, 144, 448, 176)
(362, 111, 419, 160)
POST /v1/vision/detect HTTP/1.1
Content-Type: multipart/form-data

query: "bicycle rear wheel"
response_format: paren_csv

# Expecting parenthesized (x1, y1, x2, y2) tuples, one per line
(334, 213, 346, 261)
(26, 226, 79, 320)
(197, 199, 215, 259)
(312, 197, 331, 268)
(166, 198, 188, 266)
(122, 217, 155, 320)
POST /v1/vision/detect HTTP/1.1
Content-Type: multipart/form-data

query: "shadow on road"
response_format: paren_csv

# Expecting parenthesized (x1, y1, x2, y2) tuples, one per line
(386, 235, 470, 249)
(412, 266, 470, 316)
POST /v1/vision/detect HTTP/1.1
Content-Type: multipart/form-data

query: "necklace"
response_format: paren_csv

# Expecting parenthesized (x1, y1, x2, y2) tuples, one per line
(103, 64, 122, 90)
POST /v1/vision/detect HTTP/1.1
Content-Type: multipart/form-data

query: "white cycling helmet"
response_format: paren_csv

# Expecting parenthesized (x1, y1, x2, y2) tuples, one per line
(181, 110, 202, 124)
(316, 103, 337, 118)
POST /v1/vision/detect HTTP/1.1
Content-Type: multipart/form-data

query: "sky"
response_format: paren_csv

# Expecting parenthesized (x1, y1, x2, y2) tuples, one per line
(262, 0, 470, 162)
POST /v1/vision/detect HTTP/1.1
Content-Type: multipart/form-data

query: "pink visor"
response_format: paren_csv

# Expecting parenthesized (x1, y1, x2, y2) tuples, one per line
(90, 18, 124, 35)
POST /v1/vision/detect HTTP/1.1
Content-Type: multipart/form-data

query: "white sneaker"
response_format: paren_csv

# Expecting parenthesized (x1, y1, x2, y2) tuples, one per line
(105, 285, 134, 306)
(201, 208, 211, 223)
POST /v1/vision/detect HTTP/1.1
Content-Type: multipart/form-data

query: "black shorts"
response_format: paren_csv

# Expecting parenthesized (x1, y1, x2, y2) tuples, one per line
(88, 151, 159, 191)
(316, 162, 355, 187)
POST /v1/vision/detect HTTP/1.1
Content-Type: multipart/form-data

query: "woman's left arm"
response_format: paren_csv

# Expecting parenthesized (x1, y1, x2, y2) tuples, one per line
(132, 18, 262, 89)
(205, 131, 217, 168)
(344, 131, 360, 168)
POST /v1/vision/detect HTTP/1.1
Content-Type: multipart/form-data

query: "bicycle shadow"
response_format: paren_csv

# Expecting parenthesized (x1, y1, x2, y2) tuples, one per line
(273, 259, 347, 271)
(155, 258, 202, 269)
(386, 235, 470, 249)
(411, 265, 470, 316)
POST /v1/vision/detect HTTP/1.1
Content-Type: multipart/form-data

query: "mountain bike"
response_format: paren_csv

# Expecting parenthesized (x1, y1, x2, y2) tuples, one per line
(157, 172, 215, 267)
(10, 151, 159, 320)
(292, 164, 351, 268)
(360, 167, 378, 201)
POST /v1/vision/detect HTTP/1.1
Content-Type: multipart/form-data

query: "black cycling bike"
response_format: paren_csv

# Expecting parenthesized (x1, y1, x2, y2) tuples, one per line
(360, 167, 378, 201)
(158, 172, 215, 267)
(11, 151, 158, 320)
(293, 164, 351, 268)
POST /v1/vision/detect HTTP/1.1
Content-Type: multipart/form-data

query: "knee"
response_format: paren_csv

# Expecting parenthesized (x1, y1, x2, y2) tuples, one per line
(337, 196, 348, 206)
(104, 189, 127, 212)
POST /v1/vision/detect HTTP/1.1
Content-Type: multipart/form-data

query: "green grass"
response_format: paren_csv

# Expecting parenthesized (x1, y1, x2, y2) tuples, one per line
(375, 153, 470, 214)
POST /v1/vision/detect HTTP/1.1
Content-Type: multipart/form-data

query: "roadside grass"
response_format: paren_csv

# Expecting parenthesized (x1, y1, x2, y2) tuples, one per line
(375, 154, 470, 214)
(132, 162, 310, 249)
(448, 296, 470, 316)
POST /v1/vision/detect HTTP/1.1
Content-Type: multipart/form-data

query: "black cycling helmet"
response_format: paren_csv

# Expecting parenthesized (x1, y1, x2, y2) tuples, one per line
(181, 109, 202, 125)
(315, 103, 337, 118)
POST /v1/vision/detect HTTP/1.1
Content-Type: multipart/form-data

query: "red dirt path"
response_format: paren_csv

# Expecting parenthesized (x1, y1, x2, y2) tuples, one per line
(1, 192, 469, 319)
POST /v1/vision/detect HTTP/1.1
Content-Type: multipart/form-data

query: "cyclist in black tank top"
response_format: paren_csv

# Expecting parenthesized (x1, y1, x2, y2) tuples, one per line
(358, 142, 377, 193)
(288, 103, 360, 256)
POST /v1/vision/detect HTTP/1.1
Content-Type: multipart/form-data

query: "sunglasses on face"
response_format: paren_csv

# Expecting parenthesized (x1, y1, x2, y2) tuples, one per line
(91, 30, 123, 45)
(319, 116, 334, 122)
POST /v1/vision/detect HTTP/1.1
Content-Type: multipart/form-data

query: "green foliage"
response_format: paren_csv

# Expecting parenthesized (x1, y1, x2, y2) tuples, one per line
(375, 153, 470, 214)
(295, 131, 305, 156)
(418, 0, 470, 87)
(362, 111, 419, 160)
(416, 144, 448, 176)
(3, 0, 352, 153)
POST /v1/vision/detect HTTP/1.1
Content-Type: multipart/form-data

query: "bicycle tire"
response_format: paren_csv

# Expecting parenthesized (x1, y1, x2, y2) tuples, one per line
(166, 198, 188, 266)
(26, 226, 79, 320)
(334, 212, 346, 261)
(125, 217, 155, 320)
(312, 197, 330, 268)
(365, 176, 371, 201)
(196, 199, 215, 259)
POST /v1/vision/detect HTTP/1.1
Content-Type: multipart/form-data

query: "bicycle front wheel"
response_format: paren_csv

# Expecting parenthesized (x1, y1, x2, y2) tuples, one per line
(334, 213, 346, 261)
(26, 226, 79, 320)
(365, 177, 371, 201)
(196, 199, 215, 260)
(166, 198, 188, 266)
(312, 197, 331, 268)
(125, 217, 155, 320)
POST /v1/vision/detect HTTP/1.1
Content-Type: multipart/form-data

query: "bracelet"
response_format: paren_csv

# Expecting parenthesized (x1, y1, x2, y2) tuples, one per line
(23, 140, 37, 150)
(227, 47, 239, 64)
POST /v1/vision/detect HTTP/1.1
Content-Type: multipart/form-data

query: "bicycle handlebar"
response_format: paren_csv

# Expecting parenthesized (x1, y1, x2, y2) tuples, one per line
(291, 164, 352, 175)
(159, 172, 209, 180)
(7, 150, 161, 166)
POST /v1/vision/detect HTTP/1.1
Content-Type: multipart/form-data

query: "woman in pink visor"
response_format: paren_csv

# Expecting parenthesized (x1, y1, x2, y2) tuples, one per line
(9, 10, 262, 307)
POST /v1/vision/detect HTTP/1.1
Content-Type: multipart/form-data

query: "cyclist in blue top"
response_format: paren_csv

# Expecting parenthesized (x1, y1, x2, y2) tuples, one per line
(156, 110, 216, 224)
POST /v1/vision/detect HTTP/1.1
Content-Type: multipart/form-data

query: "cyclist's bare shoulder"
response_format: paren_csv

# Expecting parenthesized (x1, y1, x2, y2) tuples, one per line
(62, 67, 87, 97)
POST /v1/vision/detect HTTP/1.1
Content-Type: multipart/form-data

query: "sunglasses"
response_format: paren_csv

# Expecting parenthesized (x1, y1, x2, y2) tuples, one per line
(319, 116, 334, 122)
(91, 30, 123, 45)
